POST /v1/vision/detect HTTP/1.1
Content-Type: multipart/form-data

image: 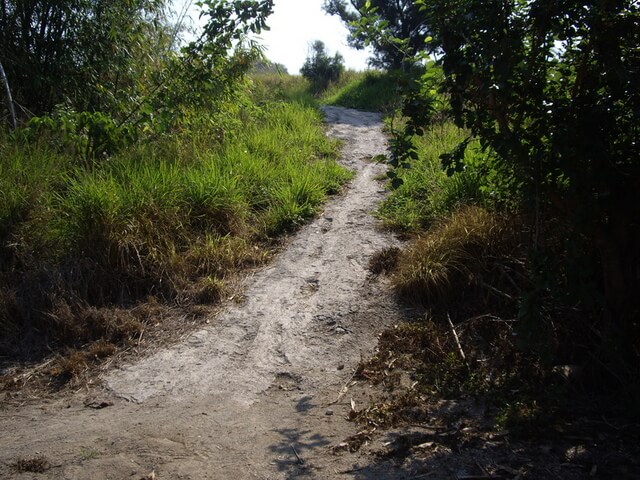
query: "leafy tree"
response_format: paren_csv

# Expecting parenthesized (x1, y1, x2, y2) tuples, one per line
(153, 0, 274, 124)
(0, 0, 172, 115)
(323, 0, 430, 69)
(251, 59, 288, 74)
(0, 0, 273, 129)
(355, 0, 640, 383)
(300, 40, 345, 90)
(7, 0, 274, 157)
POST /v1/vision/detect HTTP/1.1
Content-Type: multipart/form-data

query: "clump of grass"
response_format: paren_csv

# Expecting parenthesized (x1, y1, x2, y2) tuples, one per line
(184, 234, 265, 278)
(368, 247, 401, 275)
(45, 302, 143, 349)
(191, 276, 226, 305)
(265, 170, 327, 234)
(392, 206, 505, 303)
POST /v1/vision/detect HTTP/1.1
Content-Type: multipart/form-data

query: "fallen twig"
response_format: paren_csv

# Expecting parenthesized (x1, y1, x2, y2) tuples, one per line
(478, 281, 514, 301)
(447, 313, 469, 370)
(339, 466, 366, 474)
(292, 446, 304, 465)
(330, 369, 358, 405)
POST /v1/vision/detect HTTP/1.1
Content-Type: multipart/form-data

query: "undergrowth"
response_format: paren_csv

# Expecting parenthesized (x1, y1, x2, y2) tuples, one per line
(370, 114, 640, 441)
(392, 206, 517, 304)
(0, 95, 351, 378)
(378, 122, 487, 232)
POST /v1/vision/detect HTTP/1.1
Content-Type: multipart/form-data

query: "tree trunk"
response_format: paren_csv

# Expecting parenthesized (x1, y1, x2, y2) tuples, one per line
(0, 60, 17, 129)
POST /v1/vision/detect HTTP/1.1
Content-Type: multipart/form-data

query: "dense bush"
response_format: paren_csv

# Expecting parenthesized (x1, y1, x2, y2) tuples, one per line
(300, 40, 345, 92)
(357, 0, 640, 399)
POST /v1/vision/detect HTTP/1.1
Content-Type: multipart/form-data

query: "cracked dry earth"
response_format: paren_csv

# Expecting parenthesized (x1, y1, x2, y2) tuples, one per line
(0, 106, 412, 479)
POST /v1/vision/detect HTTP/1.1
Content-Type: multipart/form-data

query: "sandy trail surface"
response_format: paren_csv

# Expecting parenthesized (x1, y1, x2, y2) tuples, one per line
(0, 106, 410, 479)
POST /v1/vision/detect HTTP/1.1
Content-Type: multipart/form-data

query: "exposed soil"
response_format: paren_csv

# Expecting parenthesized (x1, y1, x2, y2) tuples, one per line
(3, 106, 636, 480)
(0, 106, 411, 479)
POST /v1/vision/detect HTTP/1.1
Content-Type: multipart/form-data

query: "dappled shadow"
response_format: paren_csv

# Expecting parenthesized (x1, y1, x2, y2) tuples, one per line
(268, 427, 332, 479)
(295, 395, 315, 414)
(341, 427, 640, 479)
(329, 391, 640, 479)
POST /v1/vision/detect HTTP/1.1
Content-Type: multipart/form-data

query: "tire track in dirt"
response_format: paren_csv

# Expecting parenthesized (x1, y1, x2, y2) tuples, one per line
(0, 106, 407, 480)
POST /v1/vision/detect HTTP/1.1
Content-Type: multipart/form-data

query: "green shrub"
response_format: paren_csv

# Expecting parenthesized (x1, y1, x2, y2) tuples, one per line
(378, 122, 486, 232)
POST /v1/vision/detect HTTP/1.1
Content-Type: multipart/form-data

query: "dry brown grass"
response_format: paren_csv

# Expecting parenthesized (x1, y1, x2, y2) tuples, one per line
(392, 206, 510, 303)
(368, 247, 401, 275)
(182, 234, 268, 278)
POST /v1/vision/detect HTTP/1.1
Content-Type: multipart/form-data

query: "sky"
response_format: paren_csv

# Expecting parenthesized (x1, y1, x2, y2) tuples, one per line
(176, 0, 372, 74)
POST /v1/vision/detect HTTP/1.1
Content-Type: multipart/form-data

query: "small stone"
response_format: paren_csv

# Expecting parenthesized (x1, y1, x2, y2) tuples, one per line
(325, 409, 334, 416)
(337, 364, 345, 371)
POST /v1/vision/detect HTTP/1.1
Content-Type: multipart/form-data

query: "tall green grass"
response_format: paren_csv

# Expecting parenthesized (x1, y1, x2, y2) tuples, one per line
(378, 122, 485, 232)
(323, 70, 400, 113)
(0, 138, 69, 245)
(249, 72, 315, 105)
(0, 99, 351, 356)
(250, 70, 401, 114)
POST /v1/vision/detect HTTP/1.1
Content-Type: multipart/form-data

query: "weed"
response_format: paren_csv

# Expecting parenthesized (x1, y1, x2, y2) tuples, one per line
(79, 447, 99, 460)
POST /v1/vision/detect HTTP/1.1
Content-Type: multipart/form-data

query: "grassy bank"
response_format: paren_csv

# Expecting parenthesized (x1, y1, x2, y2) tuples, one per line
(323, 70, 400, 113)
(377, 122, 486, 232)
(0, 98, 351, 373)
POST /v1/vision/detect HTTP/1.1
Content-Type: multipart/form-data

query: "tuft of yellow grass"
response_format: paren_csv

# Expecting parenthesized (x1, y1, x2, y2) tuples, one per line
(393, 206, 504, 302)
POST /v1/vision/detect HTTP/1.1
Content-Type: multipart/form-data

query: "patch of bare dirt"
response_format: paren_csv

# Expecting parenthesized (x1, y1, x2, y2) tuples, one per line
(2, 106, 637, 480)
(0, 106, 416, 479)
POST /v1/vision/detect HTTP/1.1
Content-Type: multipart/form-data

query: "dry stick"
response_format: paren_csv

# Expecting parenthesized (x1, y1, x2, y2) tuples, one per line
(478, 281, 514, 300)
(339, 466, 366, 474)
(447, 313, 469, 370)
(330, 369, 358, 405)
(291, 446, 304, 465)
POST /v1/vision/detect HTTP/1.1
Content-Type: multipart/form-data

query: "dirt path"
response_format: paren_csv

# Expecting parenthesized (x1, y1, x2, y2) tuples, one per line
(0, 106, 409, 479)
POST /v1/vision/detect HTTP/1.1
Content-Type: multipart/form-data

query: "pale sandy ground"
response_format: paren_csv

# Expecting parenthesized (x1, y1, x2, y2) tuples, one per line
(0, 106, 416, 479)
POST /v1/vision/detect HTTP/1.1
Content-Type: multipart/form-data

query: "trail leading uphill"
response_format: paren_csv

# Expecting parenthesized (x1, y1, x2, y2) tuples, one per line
(0, 106, 406, 480)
